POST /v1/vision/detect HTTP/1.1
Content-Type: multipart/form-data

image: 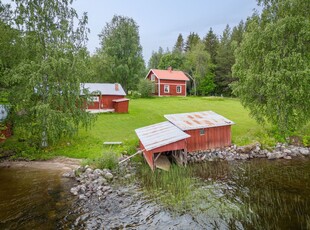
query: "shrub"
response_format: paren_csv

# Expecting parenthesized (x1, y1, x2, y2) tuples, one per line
(137, 79, 154, 98)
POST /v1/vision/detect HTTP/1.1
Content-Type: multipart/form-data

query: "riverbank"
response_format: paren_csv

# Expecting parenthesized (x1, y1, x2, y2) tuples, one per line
(0, 157, 81, 173)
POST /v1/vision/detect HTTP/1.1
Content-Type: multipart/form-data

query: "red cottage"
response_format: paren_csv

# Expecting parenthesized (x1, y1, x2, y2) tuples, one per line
(165, 111, 234, 152)
(135, 121, 190, 171)
(80, 83, 129, 113)
(145, 68, 190, 96)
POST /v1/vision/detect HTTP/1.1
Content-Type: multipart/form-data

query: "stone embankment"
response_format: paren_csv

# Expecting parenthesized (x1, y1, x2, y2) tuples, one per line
(187, 143, 310, 163)
(64, 160, 135, 200)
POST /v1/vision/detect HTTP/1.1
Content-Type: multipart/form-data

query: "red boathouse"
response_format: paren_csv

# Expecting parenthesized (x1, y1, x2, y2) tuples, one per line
(165, 111, 234, 152)
(135, 111, 235, 170)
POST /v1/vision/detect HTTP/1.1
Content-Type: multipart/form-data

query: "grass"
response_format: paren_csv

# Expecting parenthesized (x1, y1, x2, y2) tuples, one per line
(51, 97, 271, 159)
(9, 96, 272, 159)
(5, 96, 308, 159)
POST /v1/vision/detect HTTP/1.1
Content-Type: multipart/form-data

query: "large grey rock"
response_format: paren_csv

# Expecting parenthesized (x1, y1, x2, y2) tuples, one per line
(70, 187, 79, 196)
(104, 172, 114, 180)
(299, 148, 309, 156)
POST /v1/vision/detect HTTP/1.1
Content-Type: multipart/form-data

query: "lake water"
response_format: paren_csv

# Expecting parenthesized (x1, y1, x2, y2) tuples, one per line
(0, 158, 309, 229)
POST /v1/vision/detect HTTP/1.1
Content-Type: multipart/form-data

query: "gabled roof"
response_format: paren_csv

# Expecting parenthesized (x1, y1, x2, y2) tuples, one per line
(164, 111, 235, 131)
(135, 121, 190, 151)
(80, 83, 126, 96)
(146, 69, 190, 81)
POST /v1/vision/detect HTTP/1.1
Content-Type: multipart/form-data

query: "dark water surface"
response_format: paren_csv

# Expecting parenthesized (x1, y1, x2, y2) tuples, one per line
(0, 167, 76, 229)
(0, 158, 309, 229)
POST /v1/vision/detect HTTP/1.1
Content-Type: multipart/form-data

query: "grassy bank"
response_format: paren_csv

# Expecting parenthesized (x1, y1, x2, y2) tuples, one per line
(3, 96, 308, 160)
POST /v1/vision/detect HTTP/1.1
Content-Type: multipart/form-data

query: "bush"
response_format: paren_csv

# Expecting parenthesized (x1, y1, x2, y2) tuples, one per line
(137, 79, 154, 98)
(96, 149, 118, 170)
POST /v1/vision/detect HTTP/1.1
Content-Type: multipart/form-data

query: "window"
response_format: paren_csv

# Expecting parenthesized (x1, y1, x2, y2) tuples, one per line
(151, 74, 156, 81)
(88, 96, 99, 102)
(176, 85, 182, 93)
(200, 128, 205, 135)
(164, 85, 169, 93)
(152, 83, 155, 93)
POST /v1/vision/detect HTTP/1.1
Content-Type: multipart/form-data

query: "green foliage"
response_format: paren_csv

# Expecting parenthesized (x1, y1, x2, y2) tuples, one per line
(184, 42, 214, 96)
(91, 149, 118, 170)
(4, 0, 94, 148)
(203, 27, 219, 64)
(184, 32, 201, 52)
(232, 0, 310, 138)
(158, 52, 184, 70)
(137, 79, 154, 98)
(173, 33, 185, 53)
(148, 47, 164, 69)
(127, 90, 141, 99)
(138, 164, 194, 208)
(97, 15, 145, 92)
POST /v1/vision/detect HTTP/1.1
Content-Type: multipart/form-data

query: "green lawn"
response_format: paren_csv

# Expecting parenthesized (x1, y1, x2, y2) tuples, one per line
(50, 97, 270, 159)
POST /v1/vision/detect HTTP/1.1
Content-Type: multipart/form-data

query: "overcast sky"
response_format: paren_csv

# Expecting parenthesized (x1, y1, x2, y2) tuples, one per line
(72, 0, 259, 63)
(4, 0, 259, 63)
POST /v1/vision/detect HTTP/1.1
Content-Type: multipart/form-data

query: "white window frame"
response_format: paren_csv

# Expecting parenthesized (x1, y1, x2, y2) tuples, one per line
(88, 96, 99, 102)
(176, 85, 182, 94)
(151, 74, 156, 81)
(164, 85, 170, 93)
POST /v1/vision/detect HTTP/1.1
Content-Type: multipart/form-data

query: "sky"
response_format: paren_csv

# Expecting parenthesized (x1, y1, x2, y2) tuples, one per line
(72, 0, 259, 63)
(4, 0, 259, 63)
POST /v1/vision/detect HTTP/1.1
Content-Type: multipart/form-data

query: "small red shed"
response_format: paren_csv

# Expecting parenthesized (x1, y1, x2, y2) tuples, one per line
(165, 111, 235, 152)
(113, 98, 129, 113)
(80, 83, 129, 113)
(135, 121, 190, 171)
(145, 68, 190, 96)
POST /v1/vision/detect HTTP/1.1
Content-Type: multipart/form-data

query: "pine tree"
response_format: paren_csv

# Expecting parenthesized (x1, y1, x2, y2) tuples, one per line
(203, 28, 219, 65)
(173, 33, 184, 53)
(184, 32, 200, 52)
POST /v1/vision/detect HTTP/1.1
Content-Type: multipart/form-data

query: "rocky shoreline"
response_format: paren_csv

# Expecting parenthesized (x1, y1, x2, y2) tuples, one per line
(187, 143, 310, 163)
(66, 143, 309, 200)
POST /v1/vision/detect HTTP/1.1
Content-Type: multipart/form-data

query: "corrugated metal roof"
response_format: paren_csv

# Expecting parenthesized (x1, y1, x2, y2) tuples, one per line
(149, 69, 190, 81)
(135, 121, 190, 151)
(164, 111, 235, 131)
(80, 83, 126, 96)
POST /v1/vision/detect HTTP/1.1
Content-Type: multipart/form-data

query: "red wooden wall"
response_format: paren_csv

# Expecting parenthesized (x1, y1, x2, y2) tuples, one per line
(113, 99, 129, 113)
(87, 95, 124, 110)
(140, 139, 187, 170)
(185, 125, 232, 152)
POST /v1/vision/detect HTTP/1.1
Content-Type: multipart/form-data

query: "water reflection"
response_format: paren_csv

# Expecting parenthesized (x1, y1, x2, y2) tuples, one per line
(0, 167, 76, 229)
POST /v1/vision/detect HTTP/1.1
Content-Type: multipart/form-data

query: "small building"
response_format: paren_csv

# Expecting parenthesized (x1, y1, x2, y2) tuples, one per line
(145, 68, 190, 96)
(135, 111, 235, 170)
(80, 83, 129, 113)
(135, 121, 190, 171)
(164, 111, 234, 152)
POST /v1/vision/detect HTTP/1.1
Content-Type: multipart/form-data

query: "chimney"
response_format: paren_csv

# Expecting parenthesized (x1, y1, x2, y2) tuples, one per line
(167, 66, 172, 73)
(115, 83, 119, 91)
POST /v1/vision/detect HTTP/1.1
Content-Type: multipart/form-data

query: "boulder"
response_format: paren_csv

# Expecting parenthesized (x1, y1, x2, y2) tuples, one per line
(299, 148, 309, 156)
(104, 172, 114, 180)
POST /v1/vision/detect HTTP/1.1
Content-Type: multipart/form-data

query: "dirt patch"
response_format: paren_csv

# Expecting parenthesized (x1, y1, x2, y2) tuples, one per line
(0, 157, 82, 172)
